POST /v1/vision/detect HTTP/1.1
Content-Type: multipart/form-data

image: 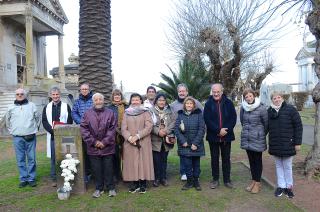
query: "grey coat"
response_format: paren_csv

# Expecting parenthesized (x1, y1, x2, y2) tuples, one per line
(240, 101, 268, 152)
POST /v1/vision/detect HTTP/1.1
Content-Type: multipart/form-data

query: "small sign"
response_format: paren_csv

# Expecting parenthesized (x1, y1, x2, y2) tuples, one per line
(62, 137, 75, 144)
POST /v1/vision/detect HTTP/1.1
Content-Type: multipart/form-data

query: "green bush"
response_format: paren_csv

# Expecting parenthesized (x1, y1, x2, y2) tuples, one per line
(291, 92, 309, 111)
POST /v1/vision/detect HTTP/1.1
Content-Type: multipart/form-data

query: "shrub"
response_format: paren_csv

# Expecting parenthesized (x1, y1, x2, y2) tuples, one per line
(282, 94, 290, 102)
(291, 92, 309, 111)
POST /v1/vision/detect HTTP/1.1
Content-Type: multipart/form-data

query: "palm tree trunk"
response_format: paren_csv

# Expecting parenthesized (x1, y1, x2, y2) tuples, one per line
(79, 0, 113, 104)
(304, 3, 320, 176)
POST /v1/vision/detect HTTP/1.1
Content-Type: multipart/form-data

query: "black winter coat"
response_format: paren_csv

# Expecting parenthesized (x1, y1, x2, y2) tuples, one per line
(204, 95, 237, 142)
(175, 109, 205, 157)
(268, 102, 303, 157)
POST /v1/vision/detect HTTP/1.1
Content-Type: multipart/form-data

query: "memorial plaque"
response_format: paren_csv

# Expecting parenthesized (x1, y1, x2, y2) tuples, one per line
(54, 125, 86, 194)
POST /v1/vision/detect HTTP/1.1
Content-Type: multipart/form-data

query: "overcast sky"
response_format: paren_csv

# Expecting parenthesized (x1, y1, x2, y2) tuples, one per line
(46, 0, 307, 94)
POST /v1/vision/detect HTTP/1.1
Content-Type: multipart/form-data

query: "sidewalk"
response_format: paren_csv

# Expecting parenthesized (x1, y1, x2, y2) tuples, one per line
(262, 154, 320, 212)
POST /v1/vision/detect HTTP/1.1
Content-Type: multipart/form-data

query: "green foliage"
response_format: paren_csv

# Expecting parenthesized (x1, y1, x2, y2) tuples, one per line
(154, 60, 211, 102)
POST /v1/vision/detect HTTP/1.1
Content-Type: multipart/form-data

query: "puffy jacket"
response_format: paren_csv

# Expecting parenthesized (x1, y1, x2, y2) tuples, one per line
(268, 102, 303, 157)
(204, 95, 237, 142)
(174, 108, 205, 157)
(240, 100, 268, 152)
(80, 107, 117, 156)
(72, 92, 93, 124)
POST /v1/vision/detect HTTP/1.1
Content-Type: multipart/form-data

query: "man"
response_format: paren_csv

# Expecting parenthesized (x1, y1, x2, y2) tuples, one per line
(5, 88, 40, 188)
(42, 86, 73, 186)
(204, 83, 237, 189)
(170, 83, 203, 181)
(71, 83, 93, 182)
(80, 93, 117, 198)
(143, 86, 156, 108)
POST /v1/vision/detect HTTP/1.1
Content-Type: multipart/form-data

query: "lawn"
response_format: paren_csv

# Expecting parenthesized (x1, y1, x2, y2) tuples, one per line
(0, 130, 303, 212)
(299, 107, 315, 125)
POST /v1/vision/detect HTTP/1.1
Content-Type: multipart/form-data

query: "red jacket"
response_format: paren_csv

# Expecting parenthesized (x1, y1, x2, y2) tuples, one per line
(80, 107, 117, 156)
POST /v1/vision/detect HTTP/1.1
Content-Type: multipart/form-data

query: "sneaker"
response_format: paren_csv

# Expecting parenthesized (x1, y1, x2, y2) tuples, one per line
(181, 174, 187, 181)
(19, 181, 28, 188)
(274, 187, 284, 197)
(92, 190, 104, 198)
(210, 180, 219, 189)
(129, 186, 140, 193)
(108, 189, 117, 197)
(139, 187, 146, 194)
(182, 179, 193, 190)
(153, 179, 160, 187)
(285, 188, 295, 198)
(224, 182, 234, 189)
(29, 181, 37, 187)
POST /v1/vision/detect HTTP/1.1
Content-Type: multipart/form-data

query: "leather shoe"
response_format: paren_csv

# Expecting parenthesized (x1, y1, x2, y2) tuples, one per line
(19, 181, 28, 188)
(153, 180, 160, 187)
(160, 179, 169, 186)
(210, 180, 219, 189)
(224, 182, 234, 189)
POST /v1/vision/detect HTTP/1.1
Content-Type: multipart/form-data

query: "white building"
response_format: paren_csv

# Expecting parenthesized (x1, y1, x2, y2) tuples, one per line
(295, 40, 318, 107)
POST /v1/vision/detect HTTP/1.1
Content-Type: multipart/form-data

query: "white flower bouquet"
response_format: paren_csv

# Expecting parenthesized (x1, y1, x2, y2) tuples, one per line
(59, 154, 80, 192)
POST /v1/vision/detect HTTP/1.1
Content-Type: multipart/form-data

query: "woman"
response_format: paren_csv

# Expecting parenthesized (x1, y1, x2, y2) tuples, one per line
(175, 96, 205, 191)
(121, 93, 154, 194)
(108, 89, 128, 182)
(80, 93, 117, 198)
(240, 89, 268, 194)
(268, 92, 302, 198)
(150, 93, 176, 187)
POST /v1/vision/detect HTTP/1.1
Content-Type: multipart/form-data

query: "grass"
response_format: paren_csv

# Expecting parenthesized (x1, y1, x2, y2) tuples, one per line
(299, 107, 315, 125)
(0, 131, 304, 211)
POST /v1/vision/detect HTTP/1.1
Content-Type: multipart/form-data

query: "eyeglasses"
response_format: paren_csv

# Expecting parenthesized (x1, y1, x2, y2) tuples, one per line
(80, 89, 89, 91)
(16, 93, 24, 96)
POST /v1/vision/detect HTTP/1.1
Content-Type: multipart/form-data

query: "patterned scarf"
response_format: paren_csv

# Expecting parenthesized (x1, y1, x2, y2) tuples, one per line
(125, 105, 148, 116)
(112, 100, 127, 127)
(270, 101, 283, 112)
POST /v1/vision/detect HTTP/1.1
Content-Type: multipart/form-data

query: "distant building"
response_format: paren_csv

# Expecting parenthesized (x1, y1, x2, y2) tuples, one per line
(295, 40, 318, 107)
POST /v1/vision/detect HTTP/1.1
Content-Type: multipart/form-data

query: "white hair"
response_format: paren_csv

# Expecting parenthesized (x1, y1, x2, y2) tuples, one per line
(15, 88, 26, 95)
(92, 93, 104, 101)
(49, 86, 61, 94)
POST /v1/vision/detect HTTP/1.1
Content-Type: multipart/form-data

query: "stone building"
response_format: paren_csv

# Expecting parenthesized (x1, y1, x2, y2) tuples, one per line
(0, 0, 69, 134)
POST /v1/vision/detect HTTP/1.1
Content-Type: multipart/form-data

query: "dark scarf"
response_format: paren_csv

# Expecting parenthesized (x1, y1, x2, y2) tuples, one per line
(177, 96, 185, 103)
(14, 99, 28, 105)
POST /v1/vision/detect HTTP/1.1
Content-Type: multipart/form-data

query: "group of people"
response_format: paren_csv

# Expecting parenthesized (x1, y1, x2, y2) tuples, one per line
(4, 82, 302, 199)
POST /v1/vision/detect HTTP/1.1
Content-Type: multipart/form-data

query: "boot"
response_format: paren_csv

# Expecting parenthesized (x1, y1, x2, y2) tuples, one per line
(182, 177, 193, 190)
(246, 180, 256, 192)
(193, 178, 202, 191)
(251, 182, 261, 194)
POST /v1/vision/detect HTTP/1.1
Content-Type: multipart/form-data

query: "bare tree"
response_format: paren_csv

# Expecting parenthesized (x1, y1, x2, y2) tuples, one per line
(168, 0, 288, 96)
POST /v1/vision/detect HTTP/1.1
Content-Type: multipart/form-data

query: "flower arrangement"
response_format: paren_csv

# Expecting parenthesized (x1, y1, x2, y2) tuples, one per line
(60, 154, 80, 192)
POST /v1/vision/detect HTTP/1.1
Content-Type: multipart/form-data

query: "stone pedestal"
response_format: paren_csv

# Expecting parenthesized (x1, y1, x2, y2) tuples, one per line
(54, 124, 86, 194)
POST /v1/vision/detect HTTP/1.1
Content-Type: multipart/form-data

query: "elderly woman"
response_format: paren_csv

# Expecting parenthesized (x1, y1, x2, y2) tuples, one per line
(240, 89, 268, 194)
(175, 96, 205, 191)
(150, 93, 176, 187)
(121, 93, 154, 194)
(268, 92, 303, 198)
(108, 89, 128, 183)
(80, 93, 117, 198)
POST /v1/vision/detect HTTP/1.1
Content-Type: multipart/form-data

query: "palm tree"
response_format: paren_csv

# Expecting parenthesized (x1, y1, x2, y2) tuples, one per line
(154, 60, 211, 102)
(78, 0, 113, 104)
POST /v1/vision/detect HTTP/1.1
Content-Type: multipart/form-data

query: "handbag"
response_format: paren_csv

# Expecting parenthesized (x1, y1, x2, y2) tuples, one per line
(23, 134, 36, 142)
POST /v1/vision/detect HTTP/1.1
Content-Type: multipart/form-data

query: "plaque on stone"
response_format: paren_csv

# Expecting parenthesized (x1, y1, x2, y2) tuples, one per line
(54, 124, 86, 194)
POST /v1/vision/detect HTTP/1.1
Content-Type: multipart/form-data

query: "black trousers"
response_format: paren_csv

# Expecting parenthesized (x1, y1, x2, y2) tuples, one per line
(82, 140, 91, 176)
(209, 141, 231, 183)
(246, 150, 263, 182)
(89, 155, 115, 191)
(152, 145, 169, 181)
(113, 144, 122, 181)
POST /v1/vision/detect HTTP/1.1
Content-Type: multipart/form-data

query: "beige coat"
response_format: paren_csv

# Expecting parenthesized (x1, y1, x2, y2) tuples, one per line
(121, 111, 154, 181)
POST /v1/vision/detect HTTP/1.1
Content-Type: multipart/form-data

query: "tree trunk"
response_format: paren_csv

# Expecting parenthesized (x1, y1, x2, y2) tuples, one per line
(304, 5, 320, 176)
(79, 0, 113, 104)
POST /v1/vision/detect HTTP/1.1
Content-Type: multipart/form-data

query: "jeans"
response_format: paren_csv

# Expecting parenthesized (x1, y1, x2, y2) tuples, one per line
(50, 139, 56, 180)
(90, 155, 115, 191)
(246, 150, 263, 182)
(209, 141, 231, 183)
(274, 156, 293, 188)
(13, 136, 37, 182)
(181, 156, 201, 179)
(180, 157, 186, 175)
(153, 148, 169, 181)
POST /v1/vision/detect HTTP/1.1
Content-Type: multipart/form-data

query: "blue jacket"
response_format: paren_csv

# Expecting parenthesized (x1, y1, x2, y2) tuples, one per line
(203, 95, 237, 142)
(72, 92, 93, 124)
(174, 108, 205, 157)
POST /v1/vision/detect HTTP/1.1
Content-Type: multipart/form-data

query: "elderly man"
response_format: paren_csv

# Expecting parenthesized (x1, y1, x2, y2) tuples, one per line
(5, 88, 40, 188)
(42, 86, 73, 186)
(143, 86, 157, 109)
(71, 83, 93, 182)
(80, 93, 117, 198)
(204, 83, 237, 189)
(170, 83, 203, 181)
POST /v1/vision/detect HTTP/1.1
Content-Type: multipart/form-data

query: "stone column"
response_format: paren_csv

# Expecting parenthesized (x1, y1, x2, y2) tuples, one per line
(58, 35, 65, 89)
(25, 15, 34, 85)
